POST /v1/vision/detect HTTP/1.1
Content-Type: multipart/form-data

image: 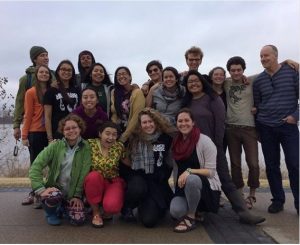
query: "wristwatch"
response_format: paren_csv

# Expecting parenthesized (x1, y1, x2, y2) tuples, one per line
(186, 168, 192, 174)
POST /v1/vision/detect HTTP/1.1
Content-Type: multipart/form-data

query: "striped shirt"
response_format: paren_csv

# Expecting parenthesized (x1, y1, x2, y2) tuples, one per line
(253, 64, 299, 127)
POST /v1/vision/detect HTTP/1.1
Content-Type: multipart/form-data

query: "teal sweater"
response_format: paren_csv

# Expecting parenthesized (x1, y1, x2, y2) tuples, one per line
(29, 139, 91, 199)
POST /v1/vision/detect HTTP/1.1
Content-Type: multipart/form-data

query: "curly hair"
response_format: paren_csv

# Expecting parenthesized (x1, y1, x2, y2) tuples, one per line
(58, 114, 86, 135)
(128, 107, 177, 152)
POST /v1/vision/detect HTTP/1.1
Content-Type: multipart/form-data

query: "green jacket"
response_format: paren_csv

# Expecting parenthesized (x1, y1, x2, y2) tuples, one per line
(29, 139, 92, 199)
(13, 66, 55, 129)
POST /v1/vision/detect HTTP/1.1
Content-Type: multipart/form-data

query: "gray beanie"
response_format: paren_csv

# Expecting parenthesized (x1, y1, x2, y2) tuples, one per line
(30, 46, 47, 63)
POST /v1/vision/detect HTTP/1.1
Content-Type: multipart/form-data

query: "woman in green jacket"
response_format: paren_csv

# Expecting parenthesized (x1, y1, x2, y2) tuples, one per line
(29, 114, 91, 226)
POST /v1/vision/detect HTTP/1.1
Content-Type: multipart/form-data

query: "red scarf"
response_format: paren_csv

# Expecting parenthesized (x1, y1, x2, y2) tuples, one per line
(172, 127, 200, 161)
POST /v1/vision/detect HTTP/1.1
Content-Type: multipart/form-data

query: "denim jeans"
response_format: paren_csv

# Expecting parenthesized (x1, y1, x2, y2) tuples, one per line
(256, 122, 299, 210)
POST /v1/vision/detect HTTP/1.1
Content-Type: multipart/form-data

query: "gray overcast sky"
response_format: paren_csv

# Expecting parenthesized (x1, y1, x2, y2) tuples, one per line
(0, 0, 299, 99)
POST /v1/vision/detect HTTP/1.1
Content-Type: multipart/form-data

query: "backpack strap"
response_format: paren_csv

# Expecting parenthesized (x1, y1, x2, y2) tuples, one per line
(25, 73, 32, 90)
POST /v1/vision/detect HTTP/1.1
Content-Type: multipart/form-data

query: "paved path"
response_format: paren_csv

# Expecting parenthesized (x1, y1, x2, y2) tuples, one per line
(0, 188, 298, 244)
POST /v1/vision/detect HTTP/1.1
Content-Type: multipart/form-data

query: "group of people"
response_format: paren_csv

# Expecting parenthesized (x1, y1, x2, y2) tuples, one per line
(13, 44, 299, 232)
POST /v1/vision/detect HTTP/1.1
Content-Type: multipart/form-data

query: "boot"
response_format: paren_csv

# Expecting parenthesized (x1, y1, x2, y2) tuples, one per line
(42, 202, 61, 226)
(226, 190, 265, 225)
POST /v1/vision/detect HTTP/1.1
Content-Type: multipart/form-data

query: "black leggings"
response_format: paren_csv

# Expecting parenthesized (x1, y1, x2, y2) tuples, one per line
(124, 174, 165, 228)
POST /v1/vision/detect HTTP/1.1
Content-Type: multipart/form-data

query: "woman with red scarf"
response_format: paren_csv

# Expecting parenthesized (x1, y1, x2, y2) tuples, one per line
(170, 108, 221, 233)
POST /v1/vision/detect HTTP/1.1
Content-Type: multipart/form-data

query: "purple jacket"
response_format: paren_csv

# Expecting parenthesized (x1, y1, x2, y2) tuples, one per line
(72, 105, 108, 139)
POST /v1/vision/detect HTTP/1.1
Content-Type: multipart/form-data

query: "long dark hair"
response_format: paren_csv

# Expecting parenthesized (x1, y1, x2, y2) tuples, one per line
(113, 66, 132, 118)
(182, 70, 217, 107)
(55, 59, 77, 105)
(86, 62, 113, 86)
(78, 50, 95, 83)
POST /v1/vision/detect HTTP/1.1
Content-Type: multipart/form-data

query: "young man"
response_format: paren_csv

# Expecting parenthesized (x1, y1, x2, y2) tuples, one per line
(253, 45, 299, 214)
(13, 45, 54, 207)
(13, 46, 50, 141)
(76, 50, 95, 90)
(224, 56, 260, 209)
(141, 60, 163, 96)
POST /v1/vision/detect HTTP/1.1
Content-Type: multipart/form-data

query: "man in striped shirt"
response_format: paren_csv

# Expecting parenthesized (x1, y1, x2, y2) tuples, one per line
(253, 45, 299, 215)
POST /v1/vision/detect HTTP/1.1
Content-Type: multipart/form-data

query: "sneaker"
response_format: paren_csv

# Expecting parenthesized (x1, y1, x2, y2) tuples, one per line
(121, 207, 136, 222)
(21, 192, 34, 205)
(268, 202, 283, 213)
(33, 196, 42, 209)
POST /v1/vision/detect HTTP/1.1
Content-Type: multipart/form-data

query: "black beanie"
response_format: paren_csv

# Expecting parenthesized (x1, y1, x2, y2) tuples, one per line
(30, 46, 47, 63)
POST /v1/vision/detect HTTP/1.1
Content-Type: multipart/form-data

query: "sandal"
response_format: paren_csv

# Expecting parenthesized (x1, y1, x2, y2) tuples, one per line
(245, 196, 256, 210)
(102, 212, 113, 221)
(195, 211, 205, 222)
(92, 214, 104, 228)
(173, 215, 196, 233)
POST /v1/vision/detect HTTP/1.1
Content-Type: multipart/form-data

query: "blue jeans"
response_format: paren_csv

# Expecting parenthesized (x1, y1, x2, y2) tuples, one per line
(257, 122, 299, 210)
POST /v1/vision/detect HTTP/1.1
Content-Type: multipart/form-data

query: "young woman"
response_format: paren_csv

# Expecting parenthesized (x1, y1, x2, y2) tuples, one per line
(85, 63, 113, 115)
(146, 66, 185, 125)
(84, 121, 126, 228)
(44, 60, 80, 141)
(29, 114, 91, 226)
(183, 71, 265, 224)
(21, 65, 52, 207)
(170, 108, 221, 233)
(208, 66, 227, 110)
(121, 107, 176, 228)
(72, 87, 108, 139)
(110, 66, 145, 143)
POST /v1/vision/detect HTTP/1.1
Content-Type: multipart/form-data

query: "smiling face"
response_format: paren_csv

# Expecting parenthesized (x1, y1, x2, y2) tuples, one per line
(176, 112, 195, 137)
(260, 46, 278, 71)
(63, 120, 81, 144)
(229, 64, 244, 82)
(148, 65, 162, 83)
(58, 63, 73, 82)
(211, 68, 225, 86)
(80, 54, 93, 70)
(187, 74, 203, 96)
(99, 127, 118, 149)
(34, 52, 49, 66)
(186, 53, 202, 71)
(117, 68, 131, 86)
(36, 66, 50, 83)
(81, 89, 98, 110)
(163, 70, 177, 89)
(140, 114, 157, 135)
(91, 65, 105, 85)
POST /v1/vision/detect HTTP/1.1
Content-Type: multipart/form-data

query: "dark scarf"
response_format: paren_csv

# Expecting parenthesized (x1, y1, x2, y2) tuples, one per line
(172, 127, 200, 161)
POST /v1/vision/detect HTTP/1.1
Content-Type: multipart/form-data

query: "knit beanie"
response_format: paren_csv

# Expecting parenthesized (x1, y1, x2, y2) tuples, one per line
(30, 46, 47, 63)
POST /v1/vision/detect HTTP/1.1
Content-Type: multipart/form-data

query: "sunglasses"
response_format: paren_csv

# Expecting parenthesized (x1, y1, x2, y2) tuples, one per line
(148, 68, 159, 74)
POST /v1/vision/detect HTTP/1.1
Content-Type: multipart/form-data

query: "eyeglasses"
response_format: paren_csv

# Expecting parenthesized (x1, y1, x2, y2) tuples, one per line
(187, 58, 201, 62)
(60, 68, 73, 73)
(64, 126, 79, 131)
(148, 68, 159, 74)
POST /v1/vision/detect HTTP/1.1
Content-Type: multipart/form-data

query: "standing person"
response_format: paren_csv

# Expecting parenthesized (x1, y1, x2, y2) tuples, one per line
(29, 114, 92, 226)
(76, 50, 95, 89)
(121, 108, 175, 227)
(224, 56, 260, 209)
(44, 60, 80, 141)
(181, 46, 204, 76)
(21, 65, 52, 207)
(110, 66, 145, 143)
(253, 45, 299, 214)
(72, 87, 108, 139)
(85, 63, 113, 115)
(209, 66, 228, 153)
(170, 108, 221, 233)
(141, 60, 163, 96)
(84, 121, 126, 228)
(13, 46, 54, 141)
(182, 70, 265, 224)
(146, 66, 185, 125)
